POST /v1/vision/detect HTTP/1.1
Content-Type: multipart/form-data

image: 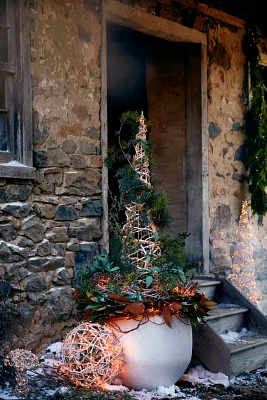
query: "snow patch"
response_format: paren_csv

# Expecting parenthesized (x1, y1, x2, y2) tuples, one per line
(220, 327, 260, 343)
(181, 365, 229, 387)
(214, 303, 241, 309)
(46, 341, 62, 355)
(0, 386, 19, 399)
(56, 267, 65, 273)
(0, 161, 28, 167)
(103, 384, 200, 399)
(103, 383, 129, 391)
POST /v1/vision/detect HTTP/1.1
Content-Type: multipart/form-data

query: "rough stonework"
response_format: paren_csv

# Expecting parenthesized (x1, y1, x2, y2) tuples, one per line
(0, 0, 102, 354)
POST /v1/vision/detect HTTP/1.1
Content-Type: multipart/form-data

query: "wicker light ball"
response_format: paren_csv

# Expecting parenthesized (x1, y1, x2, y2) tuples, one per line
(4, 349, 38, 393)
(59, 322, 124, 388)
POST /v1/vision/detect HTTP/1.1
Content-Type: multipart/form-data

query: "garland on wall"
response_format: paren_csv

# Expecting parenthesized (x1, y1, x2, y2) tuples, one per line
(244, 25, 267, 225)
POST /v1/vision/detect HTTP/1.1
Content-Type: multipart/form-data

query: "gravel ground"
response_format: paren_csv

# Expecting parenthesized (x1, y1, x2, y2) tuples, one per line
(2, 364, 267, 400)
(1, 348, 267, 400)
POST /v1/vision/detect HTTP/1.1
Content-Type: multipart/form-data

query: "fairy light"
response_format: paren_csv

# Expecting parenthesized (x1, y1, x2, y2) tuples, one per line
(122, 112, 161, 270)
(228, 200, 258, 303)
(4, 349, 38, 394)
(59, 322, 124, 388)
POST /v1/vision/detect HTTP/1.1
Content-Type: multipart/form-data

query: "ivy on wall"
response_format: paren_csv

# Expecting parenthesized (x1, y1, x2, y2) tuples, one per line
(244, 25, 267, 225)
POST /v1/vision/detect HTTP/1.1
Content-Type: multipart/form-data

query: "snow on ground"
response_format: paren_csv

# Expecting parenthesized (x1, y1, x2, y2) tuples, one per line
(0, 357, 229, 400)
(181, 365, 229, 387)
(0, 388, 19, 400)
(220, 327, 261, 343)
(0, 340, 265, 399)
(214, 303, 240, 309)
(104, 383, 201, 399)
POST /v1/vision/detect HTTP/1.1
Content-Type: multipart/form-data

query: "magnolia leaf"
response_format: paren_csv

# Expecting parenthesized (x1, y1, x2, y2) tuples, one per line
(145, 255, 151, 267)
(84, 305, 98, 310)
(72, 293, 79, 301)
(124, 301, 145, 316)
(96, 306, 107, 311)
(108, 293, 128, 302)
(200, 293, 217, 307)
(185, 268, 197, 278)
(146, 275, 153, 288)
(202, 300, 217, 308)
(86, 291, 93, 298)
(182, 305, 188, 312)
(200, 293, 209, 303)
(84, 309, 92, 318)
(110, 266, 120, 272)
(190, 315, 199, 325)
(169, 302, 182, 313)
(161, 304, 172, 328)
(123, 304, 131, 313)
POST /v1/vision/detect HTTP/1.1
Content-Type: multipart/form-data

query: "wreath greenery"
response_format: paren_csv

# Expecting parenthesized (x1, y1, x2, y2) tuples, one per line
(244, 25, 267, 224)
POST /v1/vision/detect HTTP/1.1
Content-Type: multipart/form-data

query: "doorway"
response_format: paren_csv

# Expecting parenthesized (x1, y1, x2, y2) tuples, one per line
(102, 2, 208, 269)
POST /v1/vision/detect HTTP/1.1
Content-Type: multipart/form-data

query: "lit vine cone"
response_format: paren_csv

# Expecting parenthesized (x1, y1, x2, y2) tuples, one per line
(122, 112, 161, 270)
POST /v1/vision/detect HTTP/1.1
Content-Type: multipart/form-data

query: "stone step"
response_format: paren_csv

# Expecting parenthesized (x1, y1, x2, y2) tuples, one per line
(193, 278, 267, 376)
(205, 306, 249, 335)
(193, 322, 267, 376)
(229, 336, 267, 376)
(194, 278, 222, 302)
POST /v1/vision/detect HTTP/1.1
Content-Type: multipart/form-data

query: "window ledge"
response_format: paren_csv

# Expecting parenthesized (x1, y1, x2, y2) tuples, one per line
(0, 164, 36, 179)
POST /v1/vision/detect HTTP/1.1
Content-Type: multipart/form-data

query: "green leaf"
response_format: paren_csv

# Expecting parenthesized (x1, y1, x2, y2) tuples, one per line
(146, 275, 153, 288)
(85, 305, 98, 310)
(145, 256, 151, 267)
(190, 316, 199, 325)
(110, 266, 120, 272)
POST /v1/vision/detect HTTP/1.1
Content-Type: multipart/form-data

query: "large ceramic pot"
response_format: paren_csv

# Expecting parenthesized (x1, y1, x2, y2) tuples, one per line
(110, 314, 192, 390)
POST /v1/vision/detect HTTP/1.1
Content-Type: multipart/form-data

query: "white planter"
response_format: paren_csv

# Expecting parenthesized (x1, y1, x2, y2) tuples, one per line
(110, 314, 192, 390)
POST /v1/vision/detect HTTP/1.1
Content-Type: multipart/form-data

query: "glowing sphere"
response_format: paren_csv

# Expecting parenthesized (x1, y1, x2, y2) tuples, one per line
(4, 349, 38, 394)
(59, 322, 124, 388)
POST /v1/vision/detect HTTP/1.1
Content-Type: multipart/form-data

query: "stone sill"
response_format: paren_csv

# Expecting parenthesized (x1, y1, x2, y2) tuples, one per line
(0, 164, 36, 179)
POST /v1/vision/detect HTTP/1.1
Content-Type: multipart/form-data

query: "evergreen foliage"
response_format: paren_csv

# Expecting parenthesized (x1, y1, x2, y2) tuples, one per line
(244, 25, 267, 224)
(106, 111, 177, 266)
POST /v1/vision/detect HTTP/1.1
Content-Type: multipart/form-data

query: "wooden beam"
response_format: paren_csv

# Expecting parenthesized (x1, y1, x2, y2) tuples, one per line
(201, 43, 209, 273)
(104, 0, 207, 44)
(173, 0, 246, 29)
(100, 6, 109, 250)
(0, 164, 36, 179)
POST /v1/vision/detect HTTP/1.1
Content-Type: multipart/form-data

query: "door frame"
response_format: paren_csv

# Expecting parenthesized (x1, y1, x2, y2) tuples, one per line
(100, 0, 209, 273)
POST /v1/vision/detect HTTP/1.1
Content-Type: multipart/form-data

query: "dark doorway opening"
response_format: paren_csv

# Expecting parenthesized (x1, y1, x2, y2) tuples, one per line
(106, 21, 203, 264)
(107, 22, 149, 206)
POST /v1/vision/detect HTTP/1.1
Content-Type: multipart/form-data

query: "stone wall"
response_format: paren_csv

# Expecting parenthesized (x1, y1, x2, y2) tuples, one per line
(0, 0, 102, 353)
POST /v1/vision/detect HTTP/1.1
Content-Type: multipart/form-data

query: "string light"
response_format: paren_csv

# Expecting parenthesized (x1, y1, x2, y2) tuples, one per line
(4, 349, 38, 394)
(59, 322, 124, 388)
(122, 112, 161, 270)
(228, 200, 258, 303)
